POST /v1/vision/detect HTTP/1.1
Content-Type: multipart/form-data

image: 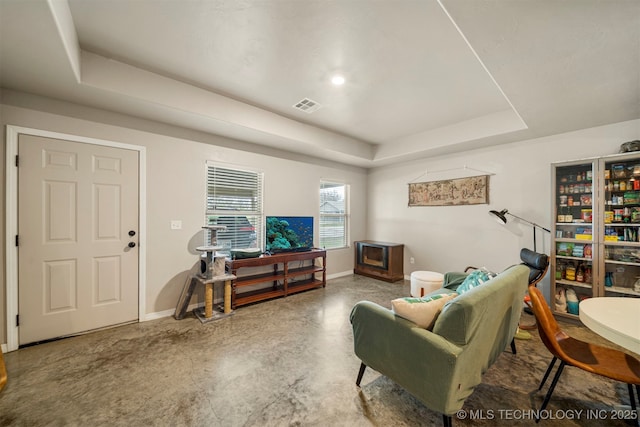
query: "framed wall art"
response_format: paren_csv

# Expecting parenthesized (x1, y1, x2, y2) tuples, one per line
(408, 175, 489, 207)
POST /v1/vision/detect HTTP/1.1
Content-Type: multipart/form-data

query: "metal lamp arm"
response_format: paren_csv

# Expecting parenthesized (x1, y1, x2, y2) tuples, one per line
(506, 212, 551, 233)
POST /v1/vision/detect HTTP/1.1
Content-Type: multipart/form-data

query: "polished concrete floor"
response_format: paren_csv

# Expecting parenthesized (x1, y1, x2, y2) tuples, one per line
(0, 274, 637, 426)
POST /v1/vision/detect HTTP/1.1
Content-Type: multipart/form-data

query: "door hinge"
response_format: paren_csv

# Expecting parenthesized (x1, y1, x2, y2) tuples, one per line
(16, 314, 19, 327)
(15, 154, 19, 167)
(15, 235, 19, 247)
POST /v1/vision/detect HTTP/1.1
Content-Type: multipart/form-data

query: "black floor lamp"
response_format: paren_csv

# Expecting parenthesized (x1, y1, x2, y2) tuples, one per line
(489, 209, 551, 252)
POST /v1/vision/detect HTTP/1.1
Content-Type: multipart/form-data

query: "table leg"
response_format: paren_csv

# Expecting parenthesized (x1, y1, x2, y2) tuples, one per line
(205, 282, 213, 318)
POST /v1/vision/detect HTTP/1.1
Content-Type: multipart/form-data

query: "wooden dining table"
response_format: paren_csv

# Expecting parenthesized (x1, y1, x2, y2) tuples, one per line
(579, 297, 640, 355)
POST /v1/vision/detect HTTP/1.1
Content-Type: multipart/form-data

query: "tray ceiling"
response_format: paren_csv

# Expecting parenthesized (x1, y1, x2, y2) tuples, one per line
(1, 0, 638, 167)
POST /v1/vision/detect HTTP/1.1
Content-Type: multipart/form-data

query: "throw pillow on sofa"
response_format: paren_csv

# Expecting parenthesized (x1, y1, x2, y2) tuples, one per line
(391, 293, 458, 330)
(456, 268, 496, 294)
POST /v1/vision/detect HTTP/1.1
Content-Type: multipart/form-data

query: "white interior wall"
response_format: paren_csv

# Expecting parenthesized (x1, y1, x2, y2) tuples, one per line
(367, 119, 640, 300)
(1, 89, 638, 347)
(0, 98, 367, 345)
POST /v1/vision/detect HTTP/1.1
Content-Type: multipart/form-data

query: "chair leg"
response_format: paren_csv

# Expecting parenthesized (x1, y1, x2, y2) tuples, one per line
(538, 356, 558, 391)
(442, 414, 452, 427)
(636, 385, 640, 427)
(356, 362, 367, 387)
(510, 338, 517, 355)
(628, 383, 638, 413)
(628, 385, 640, 427)
(537, 360, 566, 422)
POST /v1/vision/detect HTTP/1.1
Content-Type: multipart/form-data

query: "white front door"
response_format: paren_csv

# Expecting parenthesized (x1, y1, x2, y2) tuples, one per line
(18, 134, 139, 344)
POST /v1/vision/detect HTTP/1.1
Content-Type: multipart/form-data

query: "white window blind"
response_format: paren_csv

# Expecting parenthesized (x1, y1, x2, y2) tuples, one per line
(319, 181, 349, 249)
(206, 164, 263, 250)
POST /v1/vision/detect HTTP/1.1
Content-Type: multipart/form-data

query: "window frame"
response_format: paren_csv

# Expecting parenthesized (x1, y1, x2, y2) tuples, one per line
(205, 162, 264, 251)
(319, 180, 350, 250)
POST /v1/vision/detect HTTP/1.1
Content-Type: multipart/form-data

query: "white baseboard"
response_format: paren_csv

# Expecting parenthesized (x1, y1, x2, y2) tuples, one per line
(1, 343, 7, 353)
(142, 301, 205, 322)
(327, 270, 353, 280)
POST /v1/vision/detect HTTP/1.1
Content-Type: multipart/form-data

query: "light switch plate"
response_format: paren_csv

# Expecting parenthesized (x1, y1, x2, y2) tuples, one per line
(171, 220, 182, 230)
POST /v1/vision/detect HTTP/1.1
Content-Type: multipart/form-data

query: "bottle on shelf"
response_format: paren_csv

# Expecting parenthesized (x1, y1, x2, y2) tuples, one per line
(565, 262, 576, 281)
(555, 262, 565, 280)
(565, 207, 573, 222)
(576, 263, 585, 283)
(557, 206, 566, 223)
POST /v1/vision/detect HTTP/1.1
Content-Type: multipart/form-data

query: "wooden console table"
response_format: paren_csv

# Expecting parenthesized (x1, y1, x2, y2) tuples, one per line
(226, 249, 326, 308)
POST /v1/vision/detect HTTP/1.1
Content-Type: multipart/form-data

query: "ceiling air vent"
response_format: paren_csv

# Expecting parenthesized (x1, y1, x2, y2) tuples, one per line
(293, 98, 322, 113)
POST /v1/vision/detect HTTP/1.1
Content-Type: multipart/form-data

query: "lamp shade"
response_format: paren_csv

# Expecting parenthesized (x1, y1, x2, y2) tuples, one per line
(489, 209, 508, 225)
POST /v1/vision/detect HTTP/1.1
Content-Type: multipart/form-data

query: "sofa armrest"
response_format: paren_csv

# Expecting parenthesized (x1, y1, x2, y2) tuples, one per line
(350, 301, 464, 413)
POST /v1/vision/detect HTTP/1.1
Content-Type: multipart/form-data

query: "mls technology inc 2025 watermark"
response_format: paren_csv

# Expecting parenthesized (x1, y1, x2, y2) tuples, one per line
(455, 408, 638, 422)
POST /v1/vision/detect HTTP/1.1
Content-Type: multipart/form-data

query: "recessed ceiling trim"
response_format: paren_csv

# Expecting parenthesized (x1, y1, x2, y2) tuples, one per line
(375, 109, 528, 162)
(79, 51, 372, 160)
(437, 0, 527, 129)
(47, 0, 81, 82)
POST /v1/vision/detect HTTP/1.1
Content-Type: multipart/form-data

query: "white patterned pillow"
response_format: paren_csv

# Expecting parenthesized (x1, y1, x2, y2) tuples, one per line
(391, 293, 458, 330)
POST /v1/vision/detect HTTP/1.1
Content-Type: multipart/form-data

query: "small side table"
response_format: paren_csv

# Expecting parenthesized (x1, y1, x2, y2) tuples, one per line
(192, 273, 236, 323)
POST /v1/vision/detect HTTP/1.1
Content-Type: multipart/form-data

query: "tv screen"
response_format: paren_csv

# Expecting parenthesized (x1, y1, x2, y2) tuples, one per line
(266, 216, 314, 253)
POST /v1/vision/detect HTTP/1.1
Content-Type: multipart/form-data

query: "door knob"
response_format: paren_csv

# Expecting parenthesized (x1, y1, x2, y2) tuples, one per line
(129, 230, 136, 237)
(128, 242, 136, 248)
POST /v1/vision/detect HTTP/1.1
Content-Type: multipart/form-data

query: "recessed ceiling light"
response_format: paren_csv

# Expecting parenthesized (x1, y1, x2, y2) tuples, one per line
(331, 75, 345, 86)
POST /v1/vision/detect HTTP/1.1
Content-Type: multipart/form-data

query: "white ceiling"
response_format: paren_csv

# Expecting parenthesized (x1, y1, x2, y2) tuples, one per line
(1, 0, 638, 168)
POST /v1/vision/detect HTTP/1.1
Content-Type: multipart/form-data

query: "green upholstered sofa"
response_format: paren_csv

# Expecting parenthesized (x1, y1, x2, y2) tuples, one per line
(350, 264, 529, 425)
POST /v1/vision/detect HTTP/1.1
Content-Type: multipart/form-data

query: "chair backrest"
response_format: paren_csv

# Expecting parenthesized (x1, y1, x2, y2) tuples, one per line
(520, 248, 549, 286)
(527, 285, 571, 360)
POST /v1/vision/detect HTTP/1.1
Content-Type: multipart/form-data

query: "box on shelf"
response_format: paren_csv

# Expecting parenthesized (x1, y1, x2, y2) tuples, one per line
(605, 211, 614, 223)
(612, 164, 627, 179)
(575, 234, 592, 240)
(557, 242, 574, 256)
(624, 192, 640, 205)
(572, 244, 584, 258)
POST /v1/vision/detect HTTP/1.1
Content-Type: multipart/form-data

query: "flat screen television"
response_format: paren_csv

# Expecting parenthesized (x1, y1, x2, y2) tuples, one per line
(265, 216, 314, 253)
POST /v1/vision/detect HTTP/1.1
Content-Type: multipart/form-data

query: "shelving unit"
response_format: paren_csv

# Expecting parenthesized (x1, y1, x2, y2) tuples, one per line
(225, 249, 326, 308)
(551, 154, 640, 320)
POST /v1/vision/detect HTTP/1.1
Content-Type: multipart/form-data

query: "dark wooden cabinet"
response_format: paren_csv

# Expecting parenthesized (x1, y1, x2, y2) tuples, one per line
(226, 249, 326, 308)
(354, 241, 404, 282)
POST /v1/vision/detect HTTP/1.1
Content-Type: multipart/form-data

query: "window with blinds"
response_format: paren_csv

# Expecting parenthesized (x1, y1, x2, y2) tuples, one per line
(319, 181, 349, 249)
(206, 163, 263, 250)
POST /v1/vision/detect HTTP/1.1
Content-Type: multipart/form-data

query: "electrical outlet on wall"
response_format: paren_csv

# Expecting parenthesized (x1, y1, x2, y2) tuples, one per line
(410, 257, 415, 264)
(171, 220, 182, 230)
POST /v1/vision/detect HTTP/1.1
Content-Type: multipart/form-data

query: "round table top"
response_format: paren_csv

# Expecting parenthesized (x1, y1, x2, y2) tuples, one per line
(196, 246, 223, 252)
(579, 297, 640, 355)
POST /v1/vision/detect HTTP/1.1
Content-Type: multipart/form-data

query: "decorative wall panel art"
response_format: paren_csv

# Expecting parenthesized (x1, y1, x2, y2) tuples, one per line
(408, 175, 489, 206)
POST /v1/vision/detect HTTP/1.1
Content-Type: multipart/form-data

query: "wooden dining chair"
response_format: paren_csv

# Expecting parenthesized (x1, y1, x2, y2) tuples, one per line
(519, 248, 549, 330)
(527, 285, 640, 423)
(0, 349, 7, 393)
